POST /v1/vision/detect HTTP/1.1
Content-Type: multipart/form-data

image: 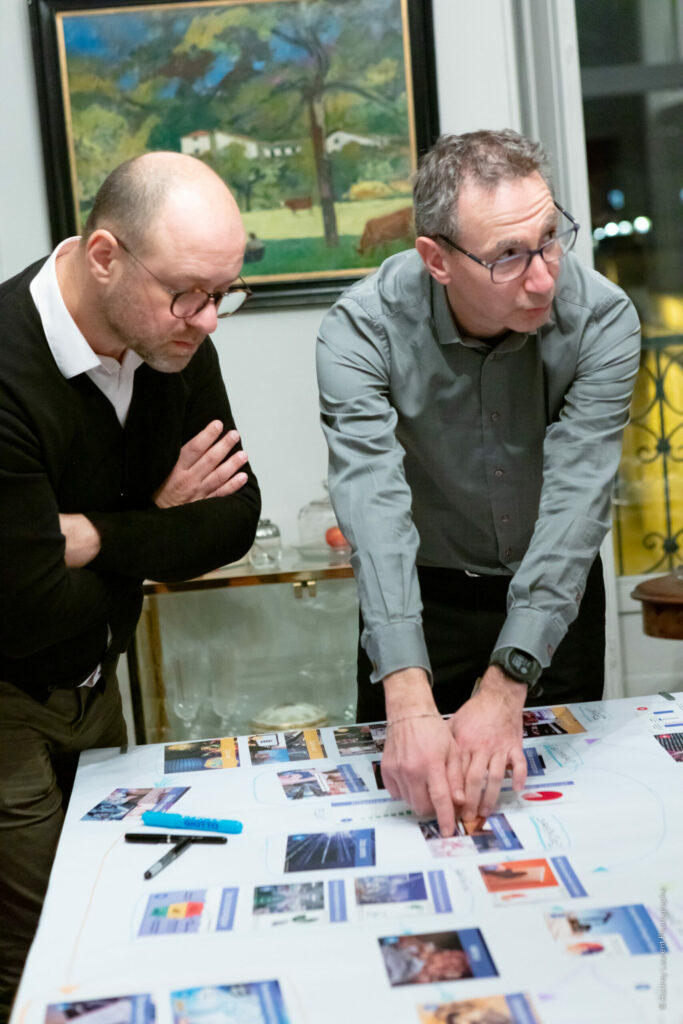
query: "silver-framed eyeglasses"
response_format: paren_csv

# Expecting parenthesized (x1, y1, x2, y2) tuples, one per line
(113, 234, 253, 318)
(436, 202, 579, 284)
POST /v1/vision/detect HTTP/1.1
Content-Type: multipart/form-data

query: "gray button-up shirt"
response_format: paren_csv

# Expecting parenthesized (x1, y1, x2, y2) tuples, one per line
(316, 249, 641, 683)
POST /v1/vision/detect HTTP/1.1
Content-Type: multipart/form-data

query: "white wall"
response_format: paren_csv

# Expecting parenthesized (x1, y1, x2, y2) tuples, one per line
(0, 0, 522, 544)
(0, 1, 52, 277)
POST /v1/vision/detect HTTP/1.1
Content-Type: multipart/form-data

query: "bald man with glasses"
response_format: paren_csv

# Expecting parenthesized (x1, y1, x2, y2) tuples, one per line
(317, 129, 641, 838)
(0, 152, 260, 1021)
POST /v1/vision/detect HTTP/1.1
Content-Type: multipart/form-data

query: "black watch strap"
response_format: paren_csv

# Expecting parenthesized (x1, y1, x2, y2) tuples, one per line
(490, 646, 543, 696)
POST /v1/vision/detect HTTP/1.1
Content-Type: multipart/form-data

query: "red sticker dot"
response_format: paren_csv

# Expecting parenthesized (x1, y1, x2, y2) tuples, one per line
(522, 790, 563, 801)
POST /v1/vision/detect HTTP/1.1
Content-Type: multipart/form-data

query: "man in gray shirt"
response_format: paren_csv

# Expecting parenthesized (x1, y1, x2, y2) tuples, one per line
(317, 130, 640, 836)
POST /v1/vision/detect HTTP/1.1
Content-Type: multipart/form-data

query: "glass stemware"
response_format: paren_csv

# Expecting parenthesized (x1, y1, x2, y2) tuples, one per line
(209, 648, 239, 735)
(167, 654, 203, 739)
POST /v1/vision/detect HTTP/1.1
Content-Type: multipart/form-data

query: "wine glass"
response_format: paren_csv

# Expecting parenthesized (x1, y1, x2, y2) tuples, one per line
(167, 654, 203, 739)
(209, 648, 238, 735)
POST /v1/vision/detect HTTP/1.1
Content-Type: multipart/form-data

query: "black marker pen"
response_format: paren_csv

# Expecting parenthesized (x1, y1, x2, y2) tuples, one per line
(143, 836, 193, 880)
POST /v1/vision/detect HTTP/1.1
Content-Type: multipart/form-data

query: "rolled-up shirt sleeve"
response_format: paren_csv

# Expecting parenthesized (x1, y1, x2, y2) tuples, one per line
(317, 300, 431, 684)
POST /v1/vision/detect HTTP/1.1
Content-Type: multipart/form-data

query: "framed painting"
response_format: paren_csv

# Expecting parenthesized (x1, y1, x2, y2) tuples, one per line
(29, 0, 439, 307)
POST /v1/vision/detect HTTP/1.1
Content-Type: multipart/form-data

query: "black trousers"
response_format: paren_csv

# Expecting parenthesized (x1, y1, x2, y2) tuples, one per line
(357, 556, 606, 723)
(0, 663, 126, 1024)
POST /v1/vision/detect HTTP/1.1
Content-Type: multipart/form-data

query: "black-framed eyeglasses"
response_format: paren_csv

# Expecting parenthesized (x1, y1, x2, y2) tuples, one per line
(113, 234, 253, 318)
(436, 203, 580, 284)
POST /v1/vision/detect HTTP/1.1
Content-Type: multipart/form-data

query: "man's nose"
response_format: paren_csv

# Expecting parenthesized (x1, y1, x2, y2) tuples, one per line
(524, 252, 555, 294)
(187, 298, 219, 333)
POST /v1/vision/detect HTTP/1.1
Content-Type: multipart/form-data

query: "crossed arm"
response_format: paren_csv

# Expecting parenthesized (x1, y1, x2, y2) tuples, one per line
(59, 420, 250, 568)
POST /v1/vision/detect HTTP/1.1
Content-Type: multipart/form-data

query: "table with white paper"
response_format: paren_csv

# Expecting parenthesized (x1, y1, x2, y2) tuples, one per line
(10, 692, 683, 1024)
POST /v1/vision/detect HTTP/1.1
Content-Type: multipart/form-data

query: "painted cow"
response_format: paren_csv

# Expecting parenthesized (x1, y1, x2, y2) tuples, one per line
(358, 206, 414, 255)
(283, 196, 313, 212)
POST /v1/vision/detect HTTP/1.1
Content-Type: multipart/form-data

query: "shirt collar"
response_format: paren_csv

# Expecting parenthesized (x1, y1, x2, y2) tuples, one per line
(29, 237, 143, 379)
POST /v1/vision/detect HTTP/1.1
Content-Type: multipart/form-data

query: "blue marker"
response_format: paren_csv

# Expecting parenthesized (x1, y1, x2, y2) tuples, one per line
(142, 810, 243, 834)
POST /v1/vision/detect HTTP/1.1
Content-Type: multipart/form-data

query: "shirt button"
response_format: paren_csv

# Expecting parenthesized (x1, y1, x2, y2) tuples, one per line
(501, 513, 510, 523)
(504, 548, 512, 558)
(490, 411, 500, 422)
(489, 353, 497, 361)
(494, 468, 504, 478)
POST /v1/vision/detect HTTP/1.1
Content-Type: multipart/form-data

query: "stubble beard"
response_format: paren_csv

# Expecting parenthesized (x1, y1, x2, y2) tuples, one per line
(101, 280, 203, 373)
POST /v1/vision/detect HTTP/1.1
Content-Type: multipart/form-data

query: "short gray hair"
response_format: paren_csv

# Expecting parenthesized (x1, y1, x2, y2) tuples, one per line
(413, 129, 554, 239)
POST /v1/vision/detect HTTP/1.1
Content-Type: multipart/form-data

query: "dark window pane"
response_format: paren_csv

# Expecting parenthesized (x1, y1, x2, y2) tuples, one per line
(577, 5, 683, 576)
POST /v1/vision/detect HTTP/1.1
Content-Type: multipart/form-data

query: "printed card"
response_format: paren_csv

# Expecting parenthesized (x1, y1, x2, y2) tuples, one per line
(545, 904, 665, 956)
(523, 707, 586, 738)
(248, 729, 326, 765)
(137, 888, 239, 936)
(478, 856, 587, 906)
(420, 813, 523, 858)
(284, 828, 376, 872)
(45, 995, 155, 1024)
(378, 928, 498, 985)
(333, 724, 387, 756)
(418, 993, 541, 1024)
(252, 881, 328, 927)
(170, 981, 290, 1024)
(354, 870, 452, 919)
(82, 787, 187, 822)
(164, 737, 239, 773)
(655, 732, 683, 763)
(277, 763, 368, 799)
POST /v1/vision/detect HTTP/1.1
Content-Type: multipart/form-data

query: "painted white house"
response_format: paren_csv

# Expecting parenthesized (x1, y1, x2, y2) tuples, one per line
(180, 130, 302, 159)
(324, 130, 388, 152)
(181, 128, 387, 159)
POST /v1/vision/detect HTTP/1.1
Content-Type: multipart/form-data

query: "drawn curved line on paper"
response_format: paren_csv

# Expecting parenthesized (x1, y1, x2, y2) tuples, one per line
(573, 766, 667, 867)
(535, 960, 654, 1009)
(130, 890, 157, 942)
(251, 770, 283, 804)
(263, 833, 286, 874)
(65, 834, 124, 983)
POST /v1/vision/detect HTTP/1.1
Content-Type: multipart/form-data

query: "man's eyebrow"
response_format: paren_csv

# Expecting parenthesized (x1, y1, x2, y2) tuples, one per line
(493, 213, 560, 254)
(177, 275, 240, 292)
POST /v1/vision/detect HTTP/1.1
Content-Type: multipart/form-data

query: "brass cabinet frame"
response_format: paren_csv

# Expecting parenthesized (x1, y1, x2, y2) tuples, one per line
(127, 558, 354, 743)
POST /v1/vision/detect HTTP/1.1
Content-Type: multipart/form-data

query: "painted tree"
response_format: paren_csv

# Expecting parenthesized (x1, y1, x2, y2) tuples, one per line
(195, 0, 410, 247)
(62, 0, 411, 245)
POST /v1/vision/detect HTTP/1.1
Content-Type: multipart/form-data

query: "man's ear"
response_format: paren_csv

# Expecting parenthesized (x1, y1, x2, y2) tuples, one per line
(415, 235, 453, 286)
(85, 230, 120, 285)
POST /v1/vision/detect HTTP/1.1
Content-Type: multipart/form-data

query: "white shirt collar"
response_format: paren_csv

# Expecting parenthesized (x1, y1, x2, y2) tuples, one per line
(30, 238, 104, 378)
(29, 238, 143, 426)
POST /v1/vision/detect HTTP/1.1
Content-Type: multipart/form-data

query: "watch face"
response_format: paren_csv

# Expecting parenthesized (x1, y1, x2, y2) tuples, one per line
(509, 650, 533, 675)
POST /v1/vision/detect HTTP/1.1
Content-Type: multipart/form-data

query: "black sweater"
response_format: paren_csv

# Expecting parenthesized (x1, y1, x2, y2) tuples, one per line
(0, 258, 261, 697)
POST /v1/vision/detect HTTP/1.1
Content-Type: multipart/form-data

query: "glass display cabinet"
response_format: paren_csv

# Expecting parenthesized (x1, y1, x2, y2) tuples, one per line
(127, 550, 359, 743)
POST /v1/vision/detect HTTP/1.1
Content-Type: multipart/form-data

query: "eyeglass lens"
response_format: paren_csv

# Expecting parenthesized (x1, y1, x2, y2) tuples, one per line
(171, 287, 250, 319)
(491, 227, 577, 283)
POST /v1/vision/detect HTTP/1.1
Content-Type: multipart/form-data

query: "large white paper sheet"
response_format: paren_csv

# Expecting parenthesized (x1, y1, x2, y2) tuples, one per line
(10, 693, 683, 1024)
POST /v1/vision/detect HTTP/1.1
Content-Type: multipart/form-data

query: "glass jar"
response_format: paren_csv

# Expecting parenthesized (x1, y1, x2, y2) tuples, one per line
(249, 518, 282, 570)
(297, 481, 350, 556)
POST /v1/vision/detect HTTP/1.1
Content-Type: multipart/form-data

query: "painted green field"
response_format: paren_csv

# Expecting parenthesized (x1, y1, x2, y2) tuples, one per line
(242, 196, 412, 240)
(241, 196, 414, 275)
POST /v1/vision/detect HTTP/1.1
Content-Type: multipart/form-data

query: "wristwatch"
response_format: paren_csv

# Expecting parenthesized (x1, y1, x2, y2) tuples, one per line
(490, 647, 543, 697)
